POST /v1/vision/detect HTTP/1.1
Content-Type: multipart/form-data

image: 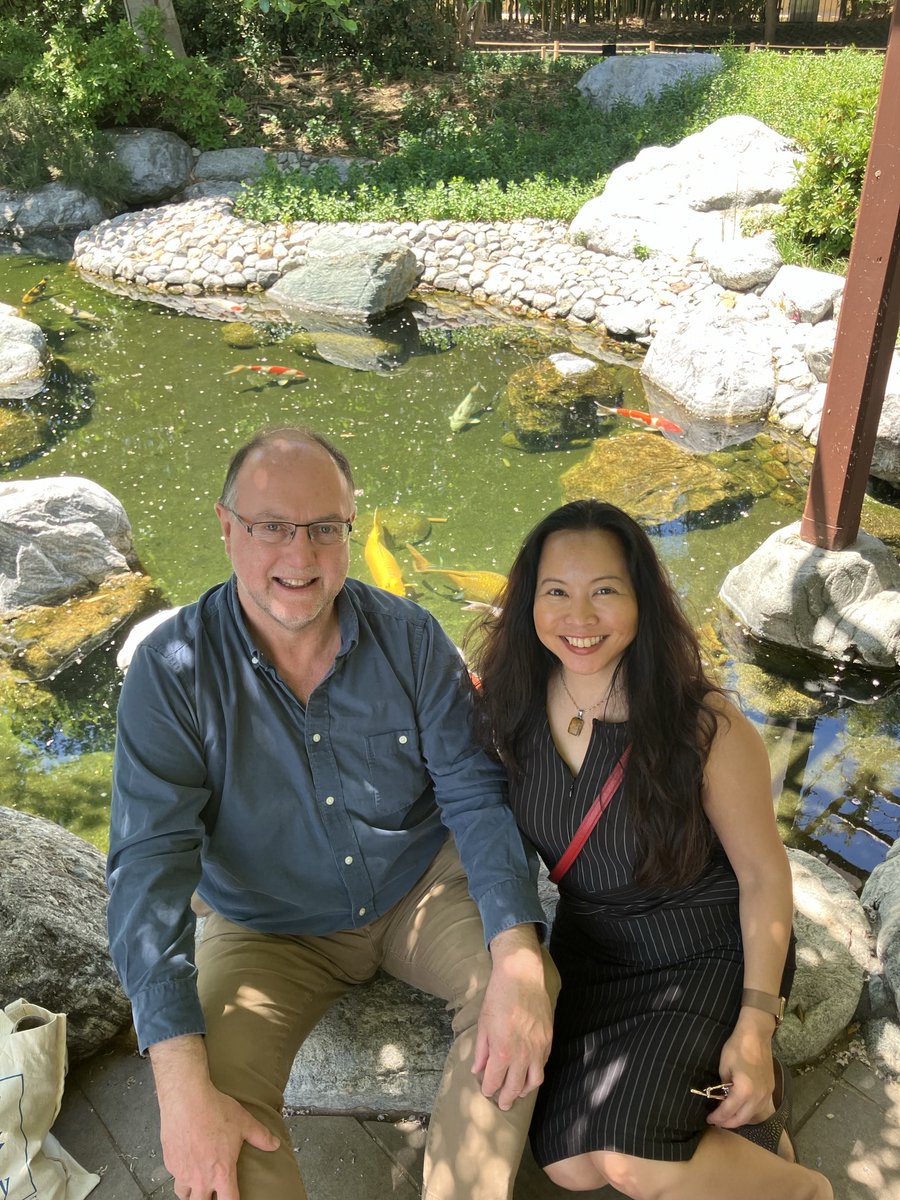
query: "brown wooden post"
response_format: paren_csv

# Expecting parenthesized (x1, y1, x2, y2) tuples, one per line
(799, 0, 900, 550)
(553, 39, 560, 59)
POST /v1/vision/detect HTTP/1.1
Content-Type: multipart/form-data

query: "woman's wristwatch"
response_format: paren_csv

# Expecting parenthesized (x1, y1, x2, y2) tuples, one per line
(742, 988, 786, 1026)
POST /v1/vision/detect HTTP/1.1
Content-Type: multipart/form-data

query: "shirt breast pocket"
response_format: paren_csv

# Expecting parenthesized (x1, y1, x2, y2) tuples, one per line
(364, 729, 431, 815)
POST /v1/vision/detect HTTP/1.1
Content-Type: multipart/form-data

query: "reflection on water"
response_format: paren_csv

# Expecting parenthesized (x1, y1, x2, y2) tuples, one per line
(1, 254, 898, 880)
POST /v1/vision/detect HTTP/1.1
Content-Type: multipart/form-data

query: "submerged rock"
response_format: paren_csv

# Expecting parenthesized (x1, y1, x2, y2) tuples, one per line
(222, 321, 266, 349)
(0, 571, 157, 680)
(0, 404, 51, 465)
(0, 807, 131, 1061)
(352, 507, 433, 548)
(560, 432, 751, 531)
(500, 355, 622, 450)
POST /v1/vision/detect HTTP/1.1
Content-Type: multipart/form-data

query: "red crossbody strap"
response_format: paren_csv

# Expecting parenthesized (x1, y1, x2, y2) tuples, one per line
(548, 744, 632, 884)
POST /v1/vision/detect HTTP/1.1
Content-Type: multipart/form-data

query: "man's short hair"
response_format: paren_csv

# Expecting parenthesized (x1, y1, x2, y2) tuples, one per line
(219, 427, 355, 509)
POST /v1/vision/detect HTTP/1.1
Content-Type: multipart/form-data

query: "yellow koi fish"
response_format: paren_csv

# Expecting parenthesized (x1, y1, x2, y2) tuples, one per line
(365, 509, 408, 597)
(406, 544, 507, 605)
(21, 277, 48, 306)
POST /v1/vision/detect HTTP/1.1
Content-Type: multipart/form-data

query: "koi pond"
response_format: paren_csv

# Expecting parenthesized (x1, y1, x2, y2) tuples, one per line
(2, 250, 899, 885)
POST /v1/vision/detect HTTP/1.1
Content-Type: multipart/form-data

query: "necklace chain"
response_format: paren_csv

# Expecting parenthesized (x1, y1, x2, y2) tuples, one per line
(558, 672, 610, 736)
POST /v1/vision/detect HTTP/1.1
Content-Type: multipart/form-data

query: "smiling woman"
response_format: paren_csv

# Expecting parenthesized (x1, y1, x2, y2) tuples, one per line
(469, 499, 833, 1200)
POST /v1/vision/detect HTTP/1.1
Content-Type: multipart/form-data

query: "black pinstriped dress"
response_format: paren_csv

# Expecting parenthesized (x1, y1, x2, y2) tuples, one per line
(510, 714, 746, 1166)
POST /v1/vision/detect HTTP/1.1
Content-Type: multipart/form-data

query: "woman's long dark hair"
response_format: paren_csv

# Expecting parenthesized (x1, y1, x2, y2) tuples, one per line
(468, 499, 725, 888)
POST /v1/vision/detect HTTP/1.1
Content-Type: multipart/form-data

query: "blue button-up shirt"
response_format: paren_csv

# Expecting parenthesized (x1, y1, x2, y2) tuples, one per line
(107, 576, 545, 1052)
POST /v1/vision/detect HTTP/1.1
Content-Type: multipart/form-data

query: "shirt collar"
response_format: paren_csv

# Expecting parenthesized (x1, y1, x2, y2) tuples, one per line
(226, 574, 360, 667)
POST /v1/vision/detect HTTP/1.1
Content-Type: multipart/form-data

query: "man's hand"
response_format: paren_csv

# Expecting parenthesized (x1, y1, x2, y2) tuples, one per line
(471, 925, 554, 1112)
(150, 1035, 280, 1200)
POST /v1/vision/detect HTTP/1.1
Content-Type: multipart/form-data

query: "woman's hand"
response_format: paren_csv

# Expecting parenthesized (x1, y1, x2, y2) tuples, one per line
(706, 1008, 777, 1128)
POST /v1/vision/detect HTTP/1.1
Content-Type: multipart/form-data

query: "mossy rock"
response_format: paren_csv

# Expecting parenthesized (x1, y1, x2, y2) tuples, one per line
(222, 321, 266, 349)
(561, 432, 752, 531)
(353, 507, 433, 547)
(0, 572, 158, 680)
(860, 494, 900, 554)
(0, 404, 50, 466)
(500, 358, 623, 451)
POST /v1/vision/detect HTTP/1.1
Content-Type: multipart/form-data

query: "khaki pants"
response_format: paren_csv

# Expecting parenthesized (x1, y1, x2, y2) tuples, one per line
(195, 836, 559, 1200)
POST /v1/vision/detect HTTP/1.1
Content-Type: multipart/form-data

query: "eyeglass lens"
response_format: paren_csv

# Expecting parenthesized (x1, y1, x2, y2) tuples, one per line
(251, 521, 350, 545)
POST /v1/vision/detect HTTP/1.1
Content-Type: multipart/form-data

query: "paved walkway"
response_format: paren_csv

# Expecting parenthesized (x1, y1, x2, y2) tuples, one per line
(52, 1034, 899, 1200)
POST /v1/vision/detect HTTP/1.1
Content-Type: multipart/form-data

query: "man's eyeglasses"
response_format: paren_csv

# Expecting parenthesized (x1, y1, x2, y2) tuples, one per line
(226, 508, 353, 546)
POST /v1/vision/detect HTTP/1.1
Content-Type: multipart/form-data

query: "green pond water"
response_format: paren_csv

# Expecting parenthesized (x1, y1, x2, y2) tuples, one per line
(2, 252, 899, 883)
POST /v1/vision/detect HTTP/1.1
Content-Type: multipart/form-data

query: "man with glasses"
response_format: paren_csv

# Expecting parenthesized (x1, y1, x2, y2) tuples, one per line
(107, 426, 556, 1200)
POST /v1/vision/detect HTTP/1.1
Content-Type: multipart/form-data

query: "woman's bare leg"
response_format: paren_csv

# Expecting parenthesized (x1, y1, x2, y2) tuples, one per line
(544, 1128, 832, 1200)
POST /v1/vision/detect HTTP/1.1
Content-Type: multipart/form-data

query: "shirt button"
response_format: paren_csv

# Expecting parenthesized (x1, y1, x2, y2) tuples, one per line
(398, 735, 408, 745)
(358, 907, 366, 916)
(325, 796, 335, 806)
(344, 855, 353, 865)
(312, 734, 321, 743)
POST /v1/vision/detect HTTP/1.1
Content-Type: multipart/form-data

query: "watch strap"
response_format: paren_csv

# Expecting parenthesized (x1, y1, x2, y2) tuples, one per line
(742, 987, 786, 1026)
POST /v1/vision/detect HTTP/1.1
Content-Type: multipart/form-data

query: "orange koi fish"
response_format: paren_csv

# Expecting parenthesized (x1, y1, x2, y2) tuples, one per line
(406, 544, 507, 605)
(365, 509, 409, 597)
(225, 364, 307, 380)
(597, 403, 684, 434)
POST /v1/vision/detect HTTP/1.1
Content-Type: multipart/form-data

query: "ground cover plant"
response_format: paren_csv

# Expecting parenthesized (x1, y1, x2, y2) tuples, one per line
(234, 44, 882, 268)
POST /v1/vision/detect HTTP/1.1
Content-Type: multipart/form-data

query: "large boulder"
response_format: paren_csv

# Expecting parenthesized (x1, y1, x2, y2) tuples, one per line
(861, 839, 900, 1022)
(285, 974, 451, 1112)
(105, 128, 194, 204)
(870, 353, 900, 488)
(641, 307, 777, 421)
(268, 231, 418, 321)
(0, 477, 136, 613)
(0, 183, 104, 237)
(775, 849, 874, 1066)
(698, 233, 783, 291)
(192, 147, 271, 182)
(569, 115, 803, 259)
(762, 264, 844, 324)
(0, 808, 131, 1061)
(283, 868, 560, 1111)
(577, 52, 722, 112)
(0, 313, 50, 402)
(719, 522, 900, 668)
(560, 430, 752, 531)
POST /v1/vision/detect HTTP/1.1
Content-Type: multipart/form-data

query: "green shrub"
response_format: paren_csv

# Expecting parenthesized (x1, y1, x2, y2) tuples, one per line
(0, 0, 116, 39)
(775, 89, 877, 263)
(0, 18, 44, 90)
(28, 9, 240, 148)
(0, 88, 128, 204)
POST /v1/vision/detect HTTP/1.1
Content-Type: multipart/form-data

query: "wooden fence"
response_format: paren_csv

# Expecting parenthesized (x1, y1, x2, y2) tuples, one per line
(473, 36, 886, 55)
